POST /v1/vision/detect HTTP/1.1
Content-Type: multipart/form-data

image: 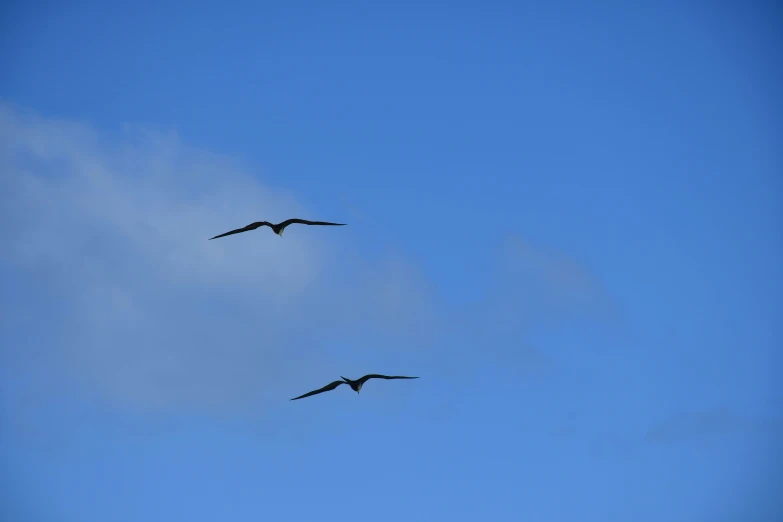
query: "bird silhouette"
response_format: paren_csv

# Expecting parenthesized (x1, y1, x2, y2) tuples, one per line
(209, 218, 346, 240)
(290, 374, 419, 401)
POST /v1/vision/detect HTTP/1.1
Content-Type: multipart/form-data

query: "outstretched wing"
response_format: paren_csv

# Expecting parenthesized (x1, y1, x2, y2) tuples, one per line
(209, 221, 271, 240)
(357, 374, 420, 386)
(290, 380, 347, 401)
(278, 218, 346, 231)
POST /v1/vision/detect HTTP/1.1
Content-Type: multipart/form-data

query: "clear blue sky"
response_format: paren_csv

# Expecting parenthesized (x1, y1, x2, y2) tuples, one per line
(1, 1, 781, 520)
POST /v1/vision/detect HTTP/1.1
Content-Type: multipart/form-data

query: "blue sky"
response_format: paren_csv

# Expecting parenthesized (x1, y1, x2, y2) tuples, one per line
(1, 1, 781, 520)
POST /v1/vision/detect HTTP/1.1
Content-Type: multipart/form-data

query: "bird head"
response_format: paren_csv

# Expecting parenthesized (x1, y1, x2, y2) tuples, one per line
(341, 376, 360, 394)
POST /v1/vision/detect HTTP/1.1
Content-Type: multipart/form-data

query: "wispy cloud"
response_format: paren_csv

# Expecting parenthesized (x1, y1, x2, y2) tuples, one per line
(0, 102, 620, 419)
(441, 234, 622, 379)
(490, 235, 622, 331)
(646, 409, 783, 444)
(0, 102, 438, 413)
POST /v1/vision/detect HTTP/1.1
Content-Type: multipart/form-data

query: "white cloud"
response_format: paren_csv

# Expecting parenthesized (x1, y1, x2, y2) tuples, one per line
(0, 101, 622, 417)
(0, 102, 438, 413)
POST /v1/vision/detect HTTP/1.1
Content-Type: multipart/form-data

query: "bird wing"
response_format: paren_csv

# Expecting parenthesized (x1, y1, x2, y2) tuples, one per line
(278, 218, 347, 231)
(356, 374, 420, 386)
(290, 380, 347, 401)
(209, 221, 271, 240)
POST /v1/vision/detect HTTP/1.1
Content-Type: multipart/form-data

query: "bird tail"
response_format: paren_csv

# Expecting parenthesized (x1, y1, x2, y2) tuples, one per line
(341, 376, 350, 383)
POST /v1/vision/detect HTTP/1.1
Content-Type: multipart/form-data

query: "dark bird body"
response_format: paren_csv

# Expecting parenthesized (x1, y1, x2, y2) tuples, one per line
(291, 374, 419, 401)
(209, 218, 345, 240)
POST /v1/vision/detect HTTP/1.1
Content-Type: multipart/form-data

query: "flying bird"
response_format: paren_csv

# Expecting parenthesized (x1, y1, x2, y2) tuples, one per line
(290, 374, 419, 401)
(209, 219, 346, 240)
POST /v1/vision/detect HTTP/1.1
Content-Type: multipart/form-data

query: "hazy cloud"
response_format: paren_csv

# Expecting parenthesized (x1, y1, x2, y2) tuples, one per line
(0, 102, 438, 413)
(0, 102, 620, 418)
(646, 408, 783, 444)
(445, 234, 622, 376)
(492, 235, 621, 329)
